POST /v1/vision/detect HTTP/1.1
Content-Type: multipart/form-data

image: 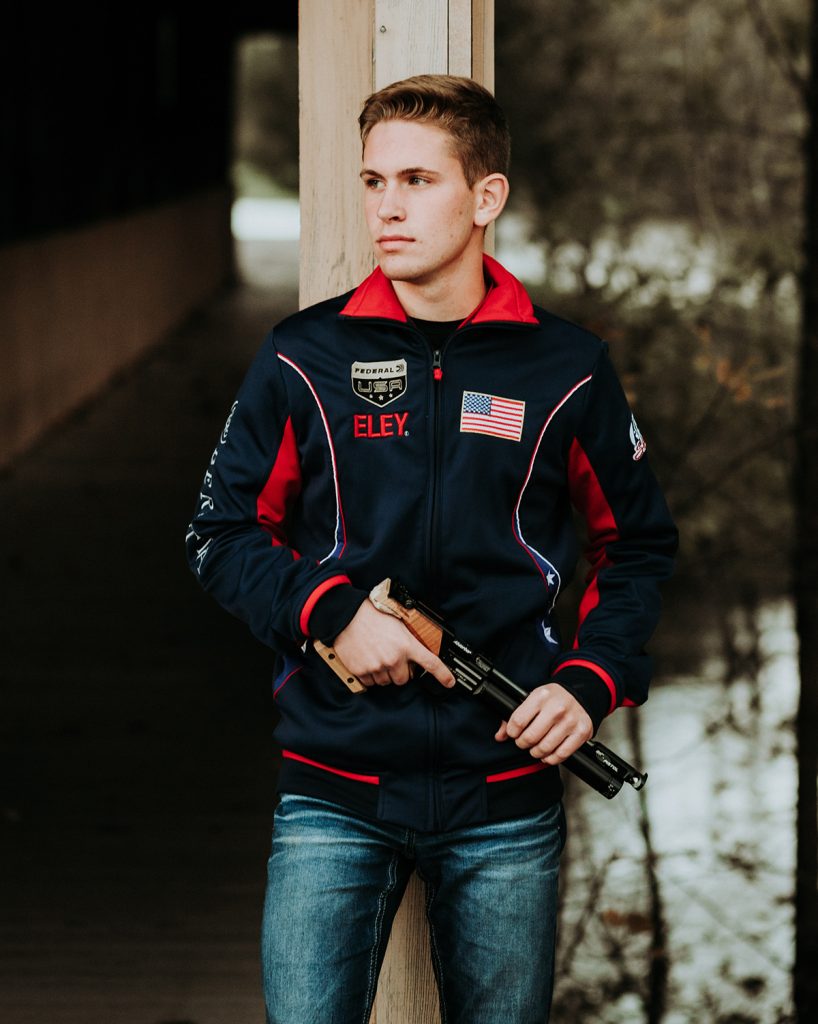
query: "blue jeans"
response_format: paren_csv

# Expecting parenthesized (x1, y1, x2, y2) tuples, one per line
(261, 795, 566, 1024)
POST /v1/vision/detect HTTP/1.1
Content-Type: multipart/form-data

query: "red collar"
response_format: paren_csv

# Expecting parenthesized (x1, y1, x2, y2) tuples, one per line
(339, 254, 539, 326)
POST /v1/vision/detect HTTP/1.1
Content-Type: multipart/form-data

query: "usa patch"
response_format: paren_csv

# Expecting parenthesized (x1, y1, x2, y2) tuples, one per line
(460, 391, 525, 442)
(351, 359, 407, 407)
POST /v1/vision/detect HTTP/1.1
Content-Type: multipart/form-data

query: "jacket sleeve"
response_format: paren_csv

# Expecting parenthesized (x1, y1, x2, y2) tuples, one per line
(549, 346, 678, 731)
(184, 331, 357, 653)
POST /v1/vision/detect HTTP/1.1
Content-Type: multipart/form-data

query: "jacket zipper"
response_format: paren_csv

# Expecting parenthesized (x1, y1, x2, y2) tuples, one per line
(427, 348, 442, 589)
(424, 323, 530, 591)
(427, 344, 447, 831)
(426, 348, 444, 601)
(429, 694, 440, 830)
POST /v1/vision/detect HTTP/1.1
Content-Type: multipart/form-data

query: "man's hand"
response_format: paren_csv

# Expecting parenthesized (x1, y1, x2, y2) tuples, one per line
(494, 683, 593, 764)
(333, 600, 455, 689)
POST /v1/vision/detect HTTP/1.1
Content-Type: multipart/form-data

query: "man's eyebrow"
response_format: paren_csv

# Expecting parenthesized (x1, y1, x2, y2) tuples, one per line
(359, 166, 438, 179)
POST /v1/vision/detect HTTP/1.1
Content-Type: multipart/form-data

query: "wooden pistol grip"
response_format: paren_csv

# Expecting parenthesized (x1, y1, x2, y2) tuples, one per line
(397, 607, 444, 655)
(368, 579, 444, 656)
(313, 640, 367, 694)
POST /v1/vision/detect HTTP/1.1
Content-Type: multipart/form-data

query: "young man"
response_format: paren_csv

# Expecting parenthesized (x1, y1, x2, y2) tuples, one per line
(186, 75, 677, 1024)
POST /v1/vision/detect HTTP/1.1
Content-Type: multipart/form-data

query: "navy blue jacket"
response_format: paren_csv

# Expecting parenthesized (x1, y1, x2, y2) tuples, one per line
(186, 255, 677, 831)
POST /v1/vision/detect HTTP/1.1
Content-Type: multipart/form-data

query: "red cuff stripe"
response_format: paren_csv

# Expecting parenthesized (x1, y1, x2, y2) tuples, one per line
(298, 575, 351, 636)
(553, 658, 617, 716)
(486, 763, 548, 784)
(282, 750, 380, 785)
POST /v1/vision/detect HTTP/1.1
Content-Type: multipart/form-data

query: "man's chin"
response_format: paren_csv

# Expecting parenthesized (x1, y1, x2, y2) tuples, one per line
(377, 256, 425, 284)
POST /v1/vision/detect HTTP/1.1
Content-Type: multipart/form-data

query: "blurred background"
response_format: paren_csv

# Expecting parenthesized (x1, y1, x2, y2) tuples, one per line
(0, 2, 812, 1022)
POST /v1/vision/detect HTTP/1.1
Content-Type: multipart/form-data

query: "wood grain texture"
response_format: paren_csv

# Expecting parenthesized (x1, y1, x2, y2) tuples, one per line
(371, 874, 441, 1024)
(374, 0, 449, 87)
(299, 5, 494, 1019)
(299, 0, 374, 307)
(448, 0, 473, 76)
(472, 0, 494, 91)
(371, 5, 495, 1013)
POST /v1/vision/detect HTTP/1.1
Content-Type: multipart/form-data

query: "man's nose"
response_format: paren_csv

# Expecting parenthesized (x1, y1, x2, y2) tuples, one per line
(377, 185, 405, 221)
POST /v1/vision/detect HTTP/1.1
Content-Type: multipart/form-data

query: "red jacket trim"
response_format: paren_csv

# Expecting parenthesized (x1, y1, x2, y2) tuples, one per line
(567, 439, 619, 569)
(273, 665, 302, 698)
(567, 438, 620, 648)
(339, 253, 538, 325)
(486, 762, 548, 783)
(512, 376, 593, 592)
(257, 415, 302, 551)
(282, 749, 380, 785)
(277, 354, 347, 562)
(299, 575, 352, 636)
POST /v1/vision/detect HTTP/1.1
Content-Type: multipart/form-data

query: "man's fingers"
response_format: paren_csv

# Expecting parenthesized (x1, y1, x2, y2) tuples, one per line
(409, 639, 455, 688)
(516, 710, 570, 752)
(539, 730, 590, 764)
(527, 718, 573, 759)
(331, 603, 454, 689)
(502, 684, 593, 761)
(505, 685, 580, 740)
(504, 699, 539, 740)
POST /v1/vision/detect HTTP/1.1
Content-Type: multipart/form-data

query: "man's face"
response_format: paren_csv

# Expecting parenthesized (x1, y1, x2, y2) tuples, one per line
(361, 119, 484, 287)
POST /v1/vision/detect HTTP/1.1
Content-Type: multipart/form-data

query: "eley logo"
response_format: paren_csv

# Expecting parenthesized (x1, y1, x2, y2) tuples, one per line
(353, 411, 409, 439)
(351, 359, 407, 407)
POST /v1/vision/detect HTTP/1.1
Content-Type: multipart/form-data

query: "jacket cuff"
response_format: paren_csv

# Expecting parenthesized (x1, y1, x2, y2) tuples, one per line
(307, 584, 369, 644)
(550, 659, 617, 734)
(298, 575, 356, 637)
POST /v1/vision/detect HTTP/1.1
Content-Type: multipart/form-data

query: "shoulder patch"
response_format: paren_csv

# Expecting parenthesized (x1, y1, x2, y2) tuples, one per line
(629, 414, 647, 461)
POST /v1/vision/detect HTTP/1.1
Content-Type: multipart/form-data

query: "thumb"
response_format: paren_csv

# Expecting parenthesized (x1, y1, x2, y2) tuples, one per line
(494, 721, 509, 742)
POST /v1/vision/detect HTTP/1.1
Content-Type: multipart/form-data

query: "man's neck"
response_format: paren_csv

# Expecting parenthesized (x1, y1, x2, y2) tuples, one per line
(390, 252, 488, 321)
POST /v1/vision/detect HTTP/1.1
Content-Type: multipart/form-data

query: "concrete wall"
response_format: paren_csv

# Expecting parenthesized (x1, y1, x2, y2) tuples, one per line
(0, 188, 231, 469)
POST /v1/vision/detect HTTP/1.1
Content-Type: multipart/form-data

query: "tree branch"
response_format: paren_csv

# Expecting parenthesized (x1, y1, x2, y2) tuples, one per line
(746, 0, 808, 99)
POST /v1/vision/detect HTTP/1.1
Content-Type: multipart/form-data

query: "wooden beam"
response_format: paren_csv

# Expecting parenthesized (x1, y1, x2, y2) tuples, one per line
(472, 0, 494, 89)
(374, 0, 448, 86)
(448, 0, 472, 76)
(298, 0, 374, 307)
(298, 4, 495, 1019)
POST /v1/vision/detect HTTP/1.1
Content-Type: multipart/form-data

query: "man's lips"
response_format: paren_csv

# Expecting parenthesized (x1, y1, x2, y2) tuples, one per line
(378, 235, 414, 248)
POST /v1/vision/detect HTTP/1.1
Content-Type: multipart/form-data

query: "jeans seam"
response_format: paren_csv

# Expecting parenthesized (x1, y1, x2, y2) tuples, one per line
(362, 849, 401, 1023)
(423, 879, 448, 1024)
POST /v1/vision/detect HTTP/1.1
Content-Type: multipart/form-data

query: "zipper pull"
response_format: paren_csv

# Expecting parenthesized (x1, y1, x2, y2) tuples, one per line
(432, 350, 443, 381)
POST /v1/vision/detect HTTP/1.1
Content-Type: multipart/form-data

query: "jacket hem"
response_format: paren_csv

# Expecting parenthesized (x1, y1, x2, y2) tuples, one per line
(277, 755, 563, 831)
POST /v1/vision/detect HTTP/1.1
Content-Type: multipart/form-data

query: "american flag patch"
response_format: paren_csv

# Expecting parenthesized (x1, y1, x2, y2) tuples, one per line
(460, 391, 526, 442)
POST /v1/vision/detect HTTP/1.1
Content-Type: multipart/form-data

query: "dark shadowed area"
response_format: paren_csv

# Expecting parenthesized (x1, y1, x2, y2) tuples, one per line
(0, 271, 297, 1023)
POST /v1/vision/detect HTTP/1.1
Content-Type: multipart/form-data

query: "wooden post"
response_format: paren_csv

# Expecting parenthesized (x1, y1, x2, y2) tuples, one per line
(299, 0, 493, 307)
(298, 3, 494, 1020)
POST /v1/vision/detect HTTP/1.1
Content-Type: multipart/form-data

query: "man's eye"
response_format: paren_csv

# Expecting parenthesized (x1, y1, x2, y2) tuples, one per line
(364, 178, 384, 190)
(408, 176, 429, 186)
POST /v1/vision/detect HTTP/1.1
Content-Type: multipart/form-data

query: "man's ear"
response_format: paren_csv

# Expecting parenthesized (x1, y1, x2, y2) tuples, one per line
(474, 173, 510, 227)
